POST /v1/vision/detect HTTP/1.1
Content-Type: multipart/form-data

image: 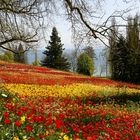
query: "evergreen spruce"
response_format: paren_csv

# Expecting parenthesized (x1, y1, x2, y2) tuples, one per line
(41, 27, 70, 71)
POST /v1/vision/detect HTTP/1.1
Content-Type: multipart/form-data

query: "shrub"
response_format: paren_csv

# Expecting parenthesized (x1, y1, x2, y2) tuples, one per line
(77, 53, 94, 76)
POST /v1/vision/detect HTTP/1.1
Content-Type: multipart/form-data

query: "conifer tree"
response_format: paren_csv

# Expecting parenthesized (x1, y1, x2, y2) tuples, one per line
(126, 15, 140, 83)
(111, 36, 128, 81)
(41, 27, 70, 71)
(14, 43, 25, 63)
(109, 15, 140, 83)
(109, 18, 118, 79)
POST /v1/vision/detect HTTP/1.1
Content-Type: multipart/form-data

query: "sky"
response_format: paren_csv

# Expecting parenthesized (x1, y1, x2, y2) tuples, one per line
(40, 0, 140, 51)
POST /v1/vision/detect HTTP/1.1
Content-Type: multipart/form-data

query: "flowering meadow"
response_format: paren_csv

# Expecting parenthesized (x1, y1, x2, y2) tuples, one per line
(1, 61, 140, 140)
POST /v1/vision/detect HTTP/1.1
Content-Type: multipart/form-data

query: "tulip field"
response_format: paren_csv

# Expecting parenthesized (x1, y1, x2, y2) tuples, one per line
(1, 61, 140, 140)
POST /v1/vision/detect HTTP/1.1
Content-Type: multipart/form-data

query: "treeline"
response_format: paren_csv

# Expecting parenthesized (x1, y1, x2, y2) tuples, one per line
(41, 27, 95, 76)
(109, 15, 140, 83)
(0, 43, 27, 63)
(0, 27, 95, 76)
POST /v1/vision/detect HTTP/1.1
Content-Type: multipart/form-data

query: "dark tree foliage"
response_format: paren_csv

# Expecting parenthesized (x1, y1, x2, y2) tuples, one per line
(109, 15, 140, 83)
(14, 43, 25, 63)
(126, 16, 140, 83)
(110, 36, 129, 81)
(41, 27, 70, 71)
(77, 53, 94, 76)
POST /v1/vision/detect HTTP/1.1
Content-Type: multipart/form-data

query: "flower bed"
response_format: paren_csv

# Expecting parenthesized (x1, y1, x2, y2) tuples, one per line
(0, 61, 140, 139)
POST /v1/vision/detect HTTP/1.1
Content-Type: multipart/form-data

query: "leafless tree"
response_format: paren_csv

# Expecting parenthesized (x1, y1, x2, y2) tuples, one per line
(0, 0, 138, 54)
(63, 0, 139, 46)
(0, 0, 53, 53)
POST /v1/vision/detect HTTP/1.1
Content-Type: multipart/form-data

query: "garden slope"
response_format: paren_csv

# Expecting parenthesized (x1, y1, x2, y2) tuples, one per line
(1, 61, 140, 139)
(0, 60, 139, 87)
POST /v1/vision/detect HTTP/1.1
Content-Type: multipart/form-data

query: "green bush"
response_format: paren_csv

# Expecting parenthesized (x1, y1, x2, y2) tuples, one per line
(77, 53, 94, 76)
(32, 60, 40, 66)
(0, 51, 14, 62)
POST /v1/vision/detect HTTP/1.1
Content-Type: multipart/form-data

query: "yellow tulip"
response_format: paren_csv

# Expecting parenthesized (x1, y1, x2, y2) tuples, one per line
(2, 83, 140, 98)
(63, 135, 72, 140)
(21, 116, 26, 124)
(13, 137, 19, 140)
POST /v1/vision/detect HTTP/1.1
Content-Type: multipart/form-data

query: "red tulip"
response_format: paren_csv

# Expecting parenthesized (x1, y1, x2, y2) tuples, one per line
(25, 125, 33, 132)
(15, 120, 21, 127)
(4, 119, 11, 125)
(3, 112, 9, 117)
(55, 118, 64, 129)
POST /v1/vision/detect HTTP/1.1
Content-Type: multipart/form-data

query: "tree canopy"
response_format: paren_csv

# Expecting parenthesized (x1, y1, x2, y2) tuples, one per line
(41, 27, 70, 71)
(109, 15, 140, 83)
(77, 53, 94, 76)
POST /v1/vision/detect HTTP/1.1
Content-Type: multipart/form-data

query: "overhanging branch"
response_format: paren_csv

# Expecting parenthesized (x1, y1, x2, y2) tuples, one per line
(65, 0, 98, 39)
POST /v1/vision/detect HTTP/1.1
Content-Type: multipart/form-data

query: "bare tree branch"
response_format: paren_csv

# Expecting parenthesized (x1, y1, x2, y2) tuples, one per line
(64, 0, 98, 39)
(0, 0, 138, 53)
